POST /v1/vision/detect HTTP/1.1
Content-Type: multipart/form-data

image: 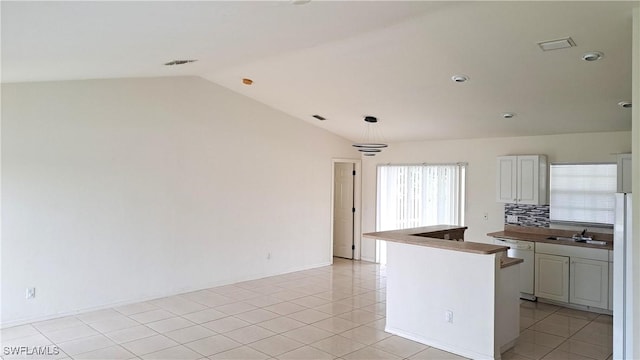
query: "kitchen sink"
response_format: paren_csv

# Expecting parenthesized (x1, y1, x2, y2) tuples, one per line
(546, 236, 607, 246)
(546, 236, 578, 241)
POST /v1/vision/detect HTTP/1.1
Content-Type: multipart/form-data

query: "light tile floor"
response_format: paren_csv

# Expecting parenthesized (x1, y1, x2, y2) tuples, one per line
(1, 258, 612, 360)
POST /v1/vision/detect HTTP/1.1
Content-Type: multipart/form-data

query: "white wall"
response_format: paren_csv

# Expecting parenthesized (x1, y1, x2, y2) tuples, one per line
(385, 242, 500, 359)
(1, 76, 358, 326)
(361, 131, 632, 261)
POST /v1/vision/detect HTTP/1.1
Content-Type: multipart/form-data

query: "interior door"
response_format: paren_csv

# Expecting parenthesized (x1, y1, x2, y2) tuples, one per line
(333, 163, 355, 259)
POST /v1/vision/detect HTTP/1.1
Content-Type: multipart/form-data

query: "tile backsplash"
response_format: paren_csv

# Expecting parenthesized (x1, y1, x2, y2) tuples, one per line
(504, 203, 550, 227)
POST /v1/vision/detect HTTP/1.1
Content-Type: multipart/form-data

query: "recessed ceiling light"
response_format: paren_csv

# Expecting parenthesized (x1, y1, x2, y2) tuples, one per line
(618, 101, 632, 109)
(537, 37, 576, 51)
(502, 113, 516, 119)
(242, 78, 254, 85)
(581, 51, 604, 62)
(164, 59, 197, 66)
(451, 75, 469, 83)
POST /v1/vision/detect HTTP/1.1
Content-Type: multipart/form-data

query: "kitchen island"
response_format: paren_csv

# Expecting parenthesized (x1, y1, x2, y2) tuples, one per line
(363, 225, 522, 360)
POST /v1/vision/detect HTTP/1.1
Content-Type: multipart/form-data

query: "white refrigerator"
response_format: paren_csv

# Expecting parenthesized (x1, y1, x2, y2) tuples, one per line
(614, 193, 633, 360)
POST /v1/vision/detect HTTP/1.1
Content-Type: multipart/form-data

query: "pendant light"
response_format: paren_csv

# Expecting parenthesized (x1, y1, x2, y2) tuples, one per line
(352, 116, 388, 156)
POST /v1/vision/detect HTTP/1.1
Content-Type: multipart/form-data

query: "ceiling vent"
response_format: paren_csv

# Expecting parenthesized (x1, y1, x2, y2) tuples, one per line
(537, 37, 576, 51)
(164, 59, 197, 66)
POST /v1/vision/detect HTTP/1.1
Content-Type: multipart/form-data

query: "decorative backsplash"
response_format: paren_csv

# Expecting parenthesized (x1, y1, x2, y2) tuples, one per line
(504, 203, 550, 227)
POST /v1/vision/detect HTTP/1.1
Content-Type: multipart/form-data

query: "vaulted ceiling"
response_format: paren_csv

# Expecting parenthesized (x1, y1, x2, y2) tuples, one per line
(2, 1, 636, 142)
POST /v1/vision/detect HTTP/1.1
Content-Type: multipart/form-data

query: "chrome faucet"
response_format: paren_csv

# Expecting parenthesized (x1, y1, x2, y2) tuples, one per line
(573, 229, 592, 241)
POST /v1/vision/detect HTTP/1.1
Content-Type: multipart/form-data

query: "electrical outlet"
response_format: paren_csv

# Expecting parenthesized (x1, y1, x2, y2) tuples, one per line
(445, 310, 453, 323)
(507, 215, 518, 223)
(26, 287, 36, 300)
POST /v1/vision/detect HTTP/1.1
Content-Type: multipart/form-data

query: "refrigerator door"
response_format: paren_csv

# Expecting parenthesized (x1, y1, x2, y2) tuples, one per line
(613, 193, 633, 360)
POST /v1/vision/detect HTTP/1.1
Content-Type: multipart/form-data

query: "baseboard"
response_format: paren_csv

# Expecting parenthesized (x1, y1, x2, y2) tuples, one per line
(1, 260, 332, 329)
(536, 298, 613, 315)
(384, 325, 496, 360)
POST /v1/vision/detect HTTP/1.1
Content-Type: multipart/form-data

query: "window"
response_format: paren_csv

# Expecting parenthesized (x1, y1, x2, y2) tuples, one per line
(549, 163, 617, 226)
(376, 163, 466, 263)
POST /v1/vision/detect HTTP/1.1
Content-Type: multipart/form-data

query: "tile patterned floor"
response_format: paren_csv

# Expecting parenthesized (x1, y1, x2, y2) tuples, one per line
(1, 258, 612, 360)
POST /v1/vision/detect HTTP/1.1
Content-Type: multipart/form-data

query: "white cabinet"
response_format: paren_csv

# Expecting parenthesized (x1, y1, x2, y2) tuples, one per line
(617, 153, 632, 193)
(535, 253, 569, 302)
(570, 257, 609, 309)
(497, 155, 547, 204)
(535, 242, 610, 310)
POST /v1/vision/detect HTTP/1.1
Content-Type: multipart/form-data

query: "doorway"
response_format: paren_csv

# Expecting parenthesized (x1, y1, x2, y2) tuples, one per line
(331, 159, 361, 260)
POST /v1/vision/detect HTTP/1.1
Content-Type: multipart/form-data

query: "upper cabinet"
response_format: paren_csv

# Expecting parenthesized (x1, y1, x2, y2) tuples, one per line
(497, 155, 548, 205)
(617, 153, 632, 193)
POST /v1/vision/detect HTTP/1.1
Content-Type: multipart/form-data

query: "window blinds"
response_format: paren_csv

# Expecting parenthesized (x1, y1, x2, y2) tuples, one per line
(375, 163, 466, 263)
(549, 163, 617, 225)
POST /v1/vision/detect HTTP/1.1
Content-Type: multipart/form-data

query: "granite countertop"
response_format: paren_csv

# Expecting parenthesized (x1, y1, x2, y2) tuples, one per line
(363, 225, 509, 255)
(487, 225, 613, 251)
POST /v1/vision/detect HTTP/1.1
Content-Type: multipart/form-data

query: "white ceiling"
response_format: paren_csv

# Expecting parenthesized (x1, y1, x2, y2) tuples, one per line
(2, 1, 636, 143)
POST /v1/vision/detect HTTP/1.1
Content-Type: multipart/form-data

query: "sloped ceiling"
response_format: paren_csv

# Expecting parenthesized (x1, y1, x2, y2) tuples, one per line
(1, 1, 636, 142)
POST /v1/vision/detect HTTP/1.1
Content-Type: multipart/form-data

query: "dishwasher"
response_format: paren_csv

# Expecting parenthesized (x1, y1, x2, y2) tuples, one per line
(494, 238, 536, 301)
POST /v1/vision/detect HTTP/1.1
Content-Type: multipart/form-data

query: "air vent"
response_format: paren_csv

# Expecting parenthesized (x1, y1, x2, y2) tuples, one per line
(164, 59, 197, 66)
(312, 114, 326, 121)
(537, 37, 576, 51)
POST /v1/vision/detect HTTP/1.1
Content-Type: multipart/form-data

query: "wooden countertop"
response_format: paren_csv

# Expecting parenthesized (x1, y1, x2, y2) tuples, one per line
(488, 225, 613, 251)
(501, 256, 524, 268)
(363, 225, 509, 255)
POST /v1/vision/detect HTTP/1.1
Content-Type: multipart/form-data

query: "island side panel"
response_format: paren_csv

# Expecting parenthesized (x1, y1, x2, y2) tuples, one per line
(495, 259, 520, 354)
(385, 241, 498, 359)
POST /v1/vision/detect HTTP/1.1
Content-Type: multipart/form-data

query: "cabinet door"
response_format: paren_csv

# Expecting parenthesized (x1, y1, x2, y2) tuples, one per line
(497, 156, 517, 203)
(617, 154, 632, 193)
(517, 156, 540, 205)
(569, 258, 609, 309)
(535, 253, 569, 302)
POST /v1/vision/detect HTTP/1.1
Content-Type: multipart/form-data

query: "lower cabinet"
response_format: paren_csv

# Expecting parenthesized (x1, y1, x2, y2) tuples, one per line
(569, 258, 609, 309)
(535, 253, 569, 302)
(535, 243, 610, 310)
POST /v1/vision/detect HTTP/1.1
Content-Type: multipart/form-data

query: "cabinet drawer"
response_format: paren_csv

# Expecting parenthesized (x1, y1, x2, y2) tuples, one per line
(536, 242, 608, 261)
